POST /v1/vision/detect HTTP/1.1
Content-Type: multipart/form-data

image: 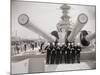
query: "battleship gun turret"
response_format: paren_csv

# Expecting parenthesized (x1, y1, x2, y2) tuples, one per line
(68, 13, 88, 42)
(18, 14, 56, 42)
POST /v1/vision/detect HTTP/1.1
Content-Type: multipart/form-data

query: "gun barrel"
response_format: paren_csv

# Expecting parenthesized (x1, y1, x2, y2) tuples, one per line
(68, 13, 88, 42)
(18, 14, 55, 42)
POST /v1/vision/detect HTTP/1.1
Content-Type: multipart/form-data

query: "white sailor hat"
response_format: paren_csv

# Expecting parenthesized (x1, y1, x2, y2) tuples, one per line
(77, 43, 81, 46)
(47, 42, 50, 45)
(57, 43, 60, 45)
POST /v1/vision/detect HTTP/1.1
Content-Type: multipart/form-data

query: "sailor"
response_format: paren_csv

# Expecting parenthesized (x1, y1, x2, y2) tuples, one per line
(59, 44, 63, 64)
(16, 44, 20, 54)
(31, 43, 34, 50)
(76, 43, 82, 63)
(61, 43, 66, 63)
(50, 42, 56, 64)
(64, 44, 68, 64)
(46, 43, 51, 64)
(24, 44, 27, 52)
(71, 45, 76, 64)
(39, 42, 44, 52)
(55, 43, 61, 64)
(67, 42, 71, 63)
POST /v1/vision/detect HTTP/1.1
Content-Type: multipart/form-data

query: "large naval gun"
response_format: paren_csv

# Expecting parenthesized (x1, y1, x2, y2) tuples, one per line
(18, 14, 56, 42)
(18, 13, 95, 47)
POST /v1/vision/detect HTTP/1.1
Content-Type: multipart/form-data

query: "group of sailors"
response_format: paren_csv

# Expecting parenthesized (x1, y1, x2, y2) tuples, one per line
(45, 42, 82, 64)
(15, 43, 35, 54)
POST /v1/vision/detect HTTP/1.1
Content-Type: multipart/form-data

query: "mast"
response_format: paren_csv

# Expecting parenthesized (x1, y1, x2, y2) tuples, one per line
(57, 4, 71, 43)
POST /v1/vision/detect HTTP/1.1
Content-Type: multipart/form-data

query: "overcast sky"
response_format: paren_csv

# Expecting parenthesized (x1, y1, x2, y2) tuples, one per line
(11, 1, 96, 39)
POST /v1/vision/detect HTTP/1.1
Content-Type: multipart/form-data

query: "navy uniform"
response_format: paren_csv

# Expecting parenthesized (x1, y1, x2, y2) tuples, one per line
(46, 45, 51, 64)
(62, 44, 67, 64)
(67, 44, 71, 64)
(61, 45, 65, 63)
(55, 45, 60, 64)
(50, 45, 56, 64)
(69, 42, 75, 64)
(59, 46, 63, 64)
(71, 46, 76, 64)
(76, 45, 82, 63)
(64, 45, 68, 63)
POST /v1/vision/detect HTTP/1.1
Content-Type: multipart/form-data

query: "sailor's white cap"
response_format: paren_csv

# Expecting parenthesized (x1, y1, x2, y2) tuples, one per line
(47, 42, 50, 45)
